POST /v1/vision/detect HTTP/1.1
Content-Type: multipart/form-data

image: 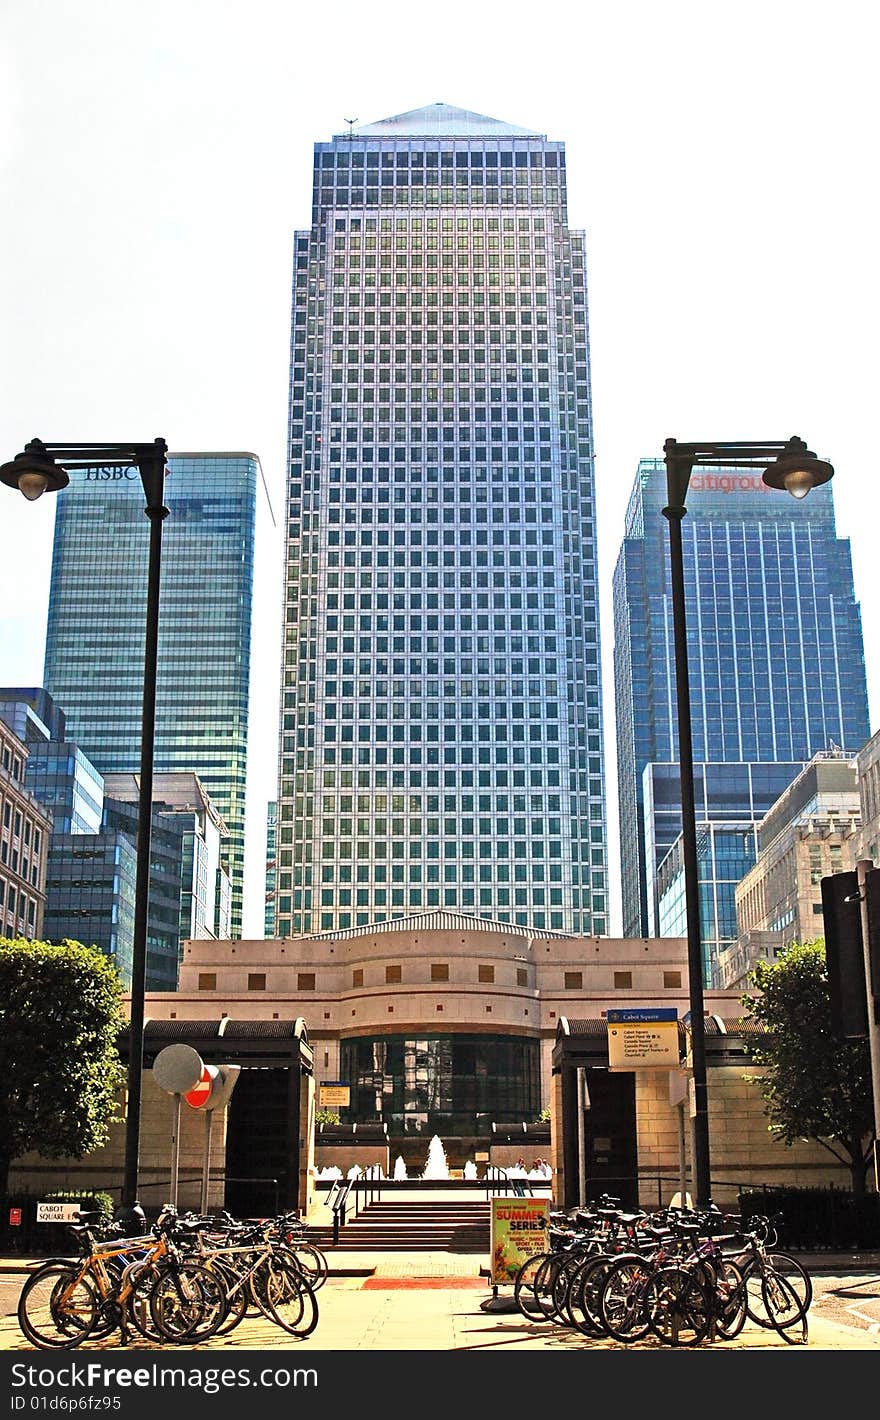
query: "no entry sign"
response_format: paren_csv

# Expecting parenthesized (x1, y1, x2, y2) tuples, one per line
(184, 1064, 219, 1109)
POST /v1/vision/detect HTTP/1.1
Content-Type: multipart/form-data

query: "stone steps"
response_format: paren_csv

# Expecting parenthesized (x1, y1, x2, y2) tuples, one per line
(307, 1198, 491, 1252)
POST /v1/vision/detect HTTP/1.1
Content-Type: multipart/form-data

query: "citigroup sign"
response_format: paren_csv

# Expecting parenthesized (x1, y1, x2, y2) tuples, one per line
(689, 473, 773, 494)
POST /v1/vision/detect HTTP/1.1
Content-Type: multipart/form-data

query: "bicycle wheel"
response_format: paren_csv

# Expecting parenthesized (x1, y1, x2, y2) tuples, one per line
(125, 1262, 166, 1342)
(741, 1252, 812, 1328)
(645, 1264, 712, 1347)
(513, 1252, 553, 1321)
(286, 1243, 329, 1291)
(205, 1260, 250, 1335)
(553, 1252, 589, 1328)
(712, 1259, 747, 1341)
(149, 1262, 228, 1343)
(568, 1253, 615, 1338)
(18, 1264, 99, 1350)
(599, 1256, 654, 1343)
(760, 1271, 809, 1342)
(532, 1252, 569, 1321)
(264, 1257, 319, 1338)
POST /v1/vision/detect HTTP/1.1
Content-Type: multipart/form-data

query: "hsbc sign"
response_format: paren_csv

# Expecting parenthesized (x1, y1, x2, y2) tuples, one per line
(83, 467, 140, 481)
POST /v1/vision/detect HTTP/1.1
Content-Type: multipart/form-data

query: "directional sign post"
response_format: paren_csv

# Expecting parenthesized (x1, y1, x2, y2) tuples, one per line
(152, 1045, 240, 1212)
(318, 1081, 351, 1110)
(36, 1202, 81, 1224)
(185, 1065, 240, 1213)
(607, 1008, 680, 1072)
(152, 1044, 206, 1209)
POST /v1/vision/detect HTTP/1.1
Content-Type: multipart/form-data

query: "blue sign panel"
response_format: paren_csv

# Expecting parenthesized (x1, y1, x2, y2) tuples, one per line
(606, 1008, 679, 1024)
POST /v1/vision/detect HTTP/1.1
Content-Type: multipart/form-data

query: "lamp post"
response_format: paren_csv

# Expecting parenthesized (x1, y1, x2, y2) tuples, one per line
(1, 437, 169, 1226)
(661, 434, 833, 1205)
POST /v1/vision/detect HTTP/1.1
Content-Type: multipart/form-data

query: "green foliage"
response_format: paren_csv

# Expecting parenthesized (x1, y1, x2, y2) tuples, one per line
(741, 939, 873, 1190)
(0, 937, 126, 1195)
(315, 1107, 342, 1125)
(536, 1107, 551, 1123)
(44, 1189, 115, 1228)
(1, 1189, 117, 1255)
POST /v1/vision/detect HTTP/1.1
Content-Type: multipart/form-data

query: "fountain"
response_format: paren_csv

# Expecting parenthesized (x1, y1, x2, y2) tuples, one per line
(463, 1160, 478, 1180)
(393, 1155, 408, 1180)
(421, 1134, 450, 1179)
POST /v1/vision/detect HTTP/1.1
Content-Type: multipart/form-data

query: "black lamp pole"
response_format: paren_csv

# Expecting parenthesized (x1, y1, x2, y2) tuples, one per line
(661, 435, 833, 1206)
(1, 437, 169, 1222)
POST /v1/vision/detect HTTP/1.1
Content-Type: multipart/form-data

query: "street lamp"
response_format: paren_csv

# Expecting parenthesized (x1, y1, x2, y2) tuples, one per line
(0, 436, 169, 1227)
(662, 434, 833, 1206)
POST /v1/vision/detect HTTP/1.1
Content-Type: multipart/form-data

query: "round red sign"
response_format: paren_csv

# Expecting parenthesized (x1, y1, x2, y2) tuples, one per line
(184, 1066, 214, 1109)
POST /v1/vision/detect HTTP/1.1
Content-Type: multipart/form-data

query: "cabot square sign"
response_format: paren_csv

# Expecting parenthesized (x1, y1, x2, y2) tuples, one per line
(319, 1081, 351, 1109)
(607, 1008, 679, 1071)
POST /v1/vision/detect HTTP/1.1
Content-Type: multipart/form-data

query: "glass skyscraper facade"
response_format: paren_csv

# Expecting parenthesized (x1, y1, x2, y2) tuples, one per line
(657, 821, 760, 968)
(264, 799, 277, 938)
(276, 104, 607, 938)
(614, 457, 871, 947)
(43, 454, 257, 938)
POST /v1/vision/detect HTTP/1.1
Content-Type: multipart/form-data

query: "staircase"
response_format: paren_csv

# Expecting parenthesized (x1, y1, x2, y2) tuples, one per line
(307, 1196, 491, 1253)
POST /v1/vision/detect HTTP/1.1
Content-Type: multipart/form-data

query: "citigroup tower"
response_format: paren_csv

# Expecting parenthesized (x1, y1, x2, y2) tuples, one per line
(275, 105, 607, 939)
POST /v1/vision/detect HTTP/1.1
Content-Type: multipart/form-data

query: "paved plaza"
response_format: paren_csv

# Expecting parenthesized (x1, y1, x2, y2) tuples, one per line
(2, 1248, 879, 1354)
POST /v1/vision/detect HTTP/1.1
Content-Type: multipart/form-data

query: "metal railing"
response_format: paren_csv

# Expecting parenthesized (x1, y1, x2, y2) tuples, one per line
(330, 1176, 357, 1245)
(356, 1163, 385, 1207)
(483, 1165, 535, 1198)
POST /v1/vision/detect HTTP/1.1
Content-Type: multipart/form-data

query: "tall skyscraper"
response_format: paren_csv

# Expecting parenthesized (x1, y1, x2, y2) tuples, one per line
(276, 104, 607, 938)
(43, 453, 258, 938)
(264, 799, 277, 939)
(614, 457, 871, 945)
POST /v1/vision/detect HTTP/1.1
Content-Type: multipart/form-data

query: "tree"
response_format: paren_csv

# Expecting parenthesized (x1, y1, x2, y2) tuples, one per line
(741, 939, 874, 1197)
(315, 1107, 341, 1126)
(0, 936, 126, 1199)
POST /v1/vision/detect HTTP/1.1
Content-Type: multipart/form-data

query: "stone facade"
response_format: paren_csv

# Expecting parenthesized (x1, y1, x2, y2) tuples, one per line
(7, 915, 855, 1212)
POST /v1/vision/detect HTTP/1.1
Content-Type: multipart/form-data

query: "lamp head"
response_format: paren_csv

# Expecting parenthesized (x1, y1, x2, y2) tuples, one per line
(0, 440, 70, 501)
(762, 436, 833, 499)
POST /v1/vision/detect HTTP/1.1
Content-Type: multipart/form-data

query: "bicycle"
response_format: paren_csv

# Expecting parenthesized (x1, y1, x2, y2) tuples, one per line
(596, 1210, 745, 1346)
(273, 1211, 329, 1291)
(17, 1209, 202, 1349)
(172, 1210, 319, 1340)
(729, 1214, 811, 1342)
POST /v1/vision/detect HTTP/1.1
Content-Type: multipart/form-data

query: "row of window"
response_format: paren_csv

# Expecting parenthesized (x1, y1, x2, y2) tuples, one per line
(1, 743, 24, 781)
(194, 964, 680, 993)
(317, 181, 561, 198)
(0, 874, 38, 935)
(323, 156, 562, 171)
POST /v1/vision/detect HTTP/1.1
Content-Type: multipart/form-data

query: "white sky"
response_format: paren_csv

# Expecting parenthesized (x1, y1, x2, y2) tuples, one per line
(1, 0, 878, 938)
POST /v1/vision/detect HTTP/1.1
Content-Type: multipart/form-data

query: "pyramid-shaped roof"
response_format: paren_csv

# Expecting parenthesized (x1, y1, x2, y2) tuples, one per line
(308, 908, 566, 941)
(343, 103, 543, 139)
